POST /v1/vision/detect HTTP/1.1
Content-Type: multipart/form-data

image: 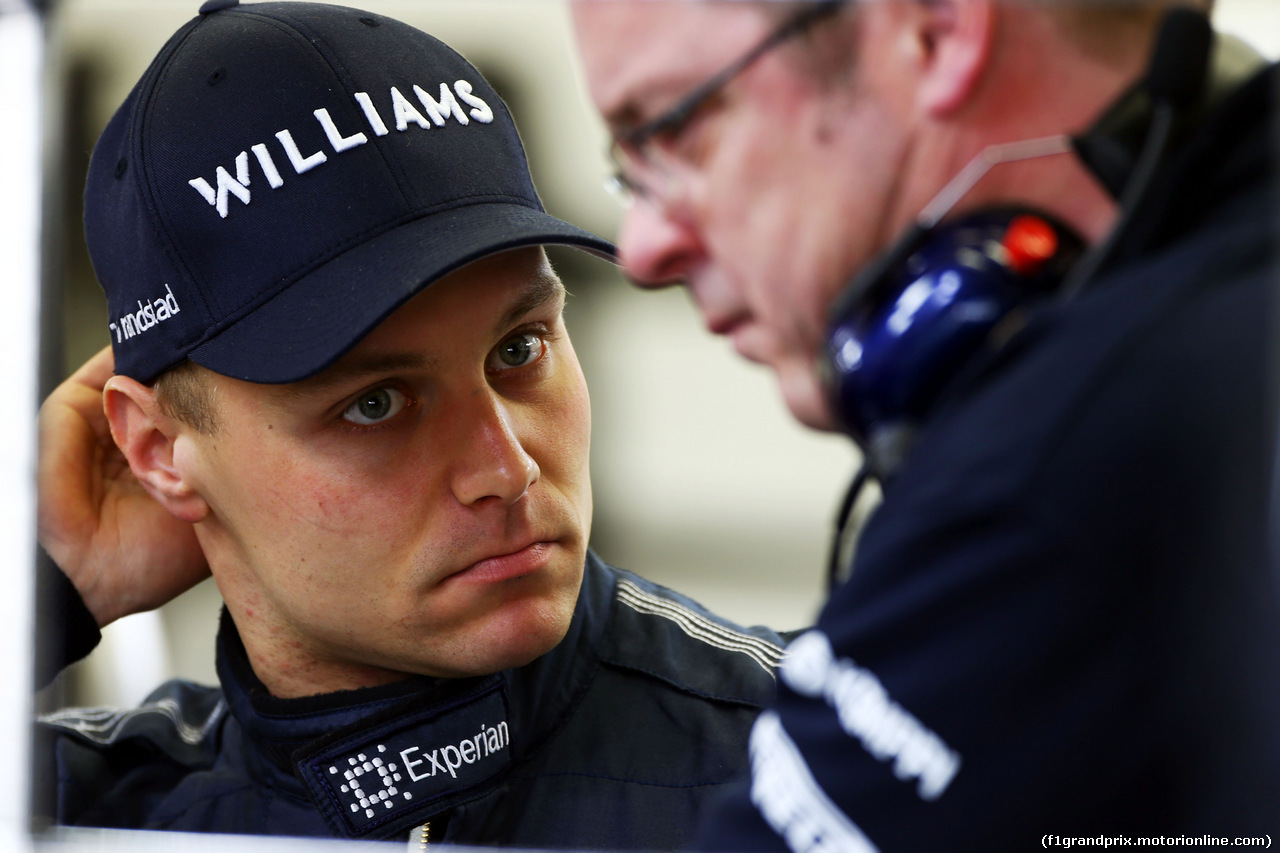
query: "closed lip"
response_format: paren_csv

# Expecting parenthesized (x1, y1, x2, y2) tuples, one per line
(445, 540, 556, 585)
(706, 310, 748, 337)
(706, 310, 764, 362)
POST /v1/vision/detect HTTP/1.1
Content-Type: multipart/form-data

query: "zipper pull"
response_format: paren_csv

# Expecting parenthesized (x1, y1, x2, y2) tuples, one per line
(407, 821, 429, 851)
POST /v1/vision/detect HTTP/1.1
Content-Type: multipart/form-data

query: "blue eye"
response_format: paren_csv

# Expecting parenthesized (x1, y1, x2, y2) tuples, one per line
(490, 334, 546, 371)
(342, 387, 407, 425)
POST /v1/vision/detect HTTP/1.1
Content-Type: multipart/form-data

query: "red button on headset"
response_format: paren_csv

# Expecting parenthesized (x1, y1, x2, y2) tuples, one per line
(1002, 215, 1059, 276)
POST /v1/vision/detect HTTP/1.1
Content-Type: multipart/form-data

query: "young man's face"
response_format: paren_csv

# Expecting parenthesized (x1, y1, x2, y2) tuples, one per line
(178, 248, 593, 697)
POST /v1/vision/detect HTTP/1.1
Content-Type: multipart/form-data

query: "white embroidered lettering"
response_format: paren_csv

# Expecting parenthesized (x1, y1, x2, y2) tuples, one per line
(164, 284, 182, 318)
(188, 177, 216, 206)
(386, 720, 510, 787)
(353, 91, 390, 136)
(250, 143, 284, 189)
(453, 80, 493, 124)
(275, 129, 327, 173)
(188, 151, 252, 219)
(314, 108, 368, 153)
(136, 299, 156, 330)
(390, 86, 431, 131)
(425, 749, 449, 777)
(188, 80, 493, 219)
(108, 284, 181, 344)
(441, 745, 463, 778)
(414, 82, 467, 126)
(781, 631, 961, 801)
(399, 746, 428, 781)
(749, 713, 880, 853)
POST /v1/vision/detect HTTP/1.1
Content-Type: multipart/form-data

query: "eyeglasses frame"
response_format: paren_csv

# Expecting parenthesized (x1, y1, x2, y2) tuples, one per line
(605, 0, 844, 206)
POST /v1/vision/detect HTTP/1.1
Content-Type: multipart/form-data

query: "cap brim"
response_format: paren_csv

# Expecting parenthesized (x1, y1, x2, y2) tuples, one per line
(187, 202, 616, 383)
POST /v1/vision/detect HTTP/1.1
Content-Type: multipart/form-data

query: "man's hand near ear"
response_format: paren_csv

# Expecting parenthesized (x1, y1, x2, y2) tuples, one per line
(37, 346, 210, 628)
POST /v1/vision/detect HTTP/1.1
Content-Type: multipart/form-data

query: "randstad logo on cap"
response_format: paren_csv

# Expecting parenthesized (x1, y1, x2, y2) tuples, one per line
(187, 80, 494, 219)
(109, 284, 181, 344)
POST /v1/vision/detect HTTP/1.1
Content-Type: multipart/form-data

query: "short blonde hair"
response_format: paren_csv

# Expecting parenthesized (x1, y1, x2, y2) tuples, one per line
(152, 360, 219, 435)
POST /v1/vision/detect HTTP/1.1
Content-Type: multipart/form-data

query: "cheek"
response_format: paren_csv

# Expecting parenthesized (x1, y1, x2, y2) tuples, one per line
(188, 434, 296, 530)
(304, 455, 442, 546)
(532, 360, 593, 501)
(705, 119, 843, 319)
(232, 440, 430, 552)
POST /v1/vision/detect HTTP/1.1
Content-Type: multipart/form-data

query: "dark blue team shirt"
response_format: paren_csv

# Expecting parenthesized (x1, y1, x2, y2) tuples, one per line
(702, 63, 1280, 852)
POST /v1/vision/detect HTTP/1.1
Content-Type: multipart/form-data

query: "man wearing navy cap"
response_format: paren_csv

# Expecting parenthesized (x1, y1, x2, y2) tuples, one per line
(36, 2, 783, 846)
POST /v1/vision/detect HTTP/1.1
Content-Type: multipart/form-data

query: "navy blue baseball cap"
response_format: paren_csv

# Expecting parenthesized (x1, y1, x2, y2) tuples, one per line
(85, 0, 615, 384)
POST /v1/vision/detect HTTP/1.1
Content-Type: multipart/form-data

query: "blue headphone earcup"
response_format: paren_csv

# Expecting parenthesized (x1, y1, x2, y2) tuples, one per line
(824, 209, 1084, 457)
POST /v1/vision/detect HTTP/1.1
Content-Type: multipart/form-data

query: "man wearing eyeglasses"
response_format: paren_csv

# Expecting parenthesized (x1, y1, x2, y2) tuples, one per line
(571, 0, 1279, 850)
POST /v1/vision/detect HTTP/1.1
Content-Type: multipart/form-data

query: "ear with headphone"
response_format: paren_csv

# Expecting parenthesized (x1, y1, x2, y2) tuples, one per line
(821, 6, 1214, 481)
(820, 7, 1215, 589)
(823, 206, 1085, 475)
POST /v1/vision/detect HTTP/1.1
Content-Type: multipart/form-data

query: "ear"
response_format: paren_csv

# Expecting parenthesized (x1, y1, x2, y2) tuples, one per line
(911, 0, 995, 118)
(103, 376, 209, 524)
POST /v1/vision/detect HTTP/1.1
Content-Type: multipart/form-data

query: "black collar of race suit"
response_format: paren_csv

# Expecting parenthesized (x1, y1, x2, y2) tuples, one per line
(213, 552, 613, 841)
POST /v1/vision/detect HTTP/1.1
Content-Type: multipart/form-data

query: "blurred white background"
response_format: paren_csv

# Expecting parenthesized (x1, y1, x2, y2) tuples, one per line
(36, 0, 1280, 710)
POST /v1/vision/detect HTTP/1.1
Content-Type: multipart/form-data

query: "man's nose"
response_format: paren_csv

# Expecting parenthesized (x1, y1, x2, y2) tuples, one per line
(617, 200, 702, 289)
(450, 393, 540, 508)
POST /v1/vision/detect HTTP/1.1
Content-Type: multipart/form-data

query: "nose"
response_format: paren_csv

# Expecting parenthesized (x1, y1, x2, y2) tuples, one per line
(451, 393, 540, 508)
(617, 199, 703, 289)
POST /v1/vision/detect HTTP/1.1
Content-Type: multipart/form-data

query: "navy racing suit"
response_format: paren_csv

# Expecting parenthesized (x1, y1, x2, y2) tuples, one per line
(39, 552, 786, 848)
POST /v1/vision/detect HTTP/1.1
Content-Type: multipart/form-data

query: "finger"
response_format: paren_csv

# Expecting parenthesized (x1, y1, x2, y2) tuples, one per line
(69, 345, 115, 393)
(37, 394, 104, 549)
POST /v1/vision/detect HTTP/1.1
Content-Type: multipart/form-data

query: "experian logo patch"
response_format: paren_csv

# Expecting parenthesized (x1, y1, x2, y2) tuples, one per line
(399, 719, 509, 782)
(297, 683, 512, 838)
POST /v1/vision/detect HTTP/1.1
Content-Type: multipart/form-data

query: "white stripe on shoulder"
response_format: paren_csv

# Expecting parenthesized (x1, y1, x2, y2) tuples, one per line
(39, 696, 227, 747)
(616, 578, 785, 674)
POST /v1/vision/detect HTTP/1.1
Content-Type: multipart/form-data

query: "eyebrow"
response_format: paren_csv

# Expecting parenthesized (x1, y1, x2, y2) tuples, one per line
(604, 104, 646, 138)
(494, 268, 566, 334)
(603, 80, 688, 137)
